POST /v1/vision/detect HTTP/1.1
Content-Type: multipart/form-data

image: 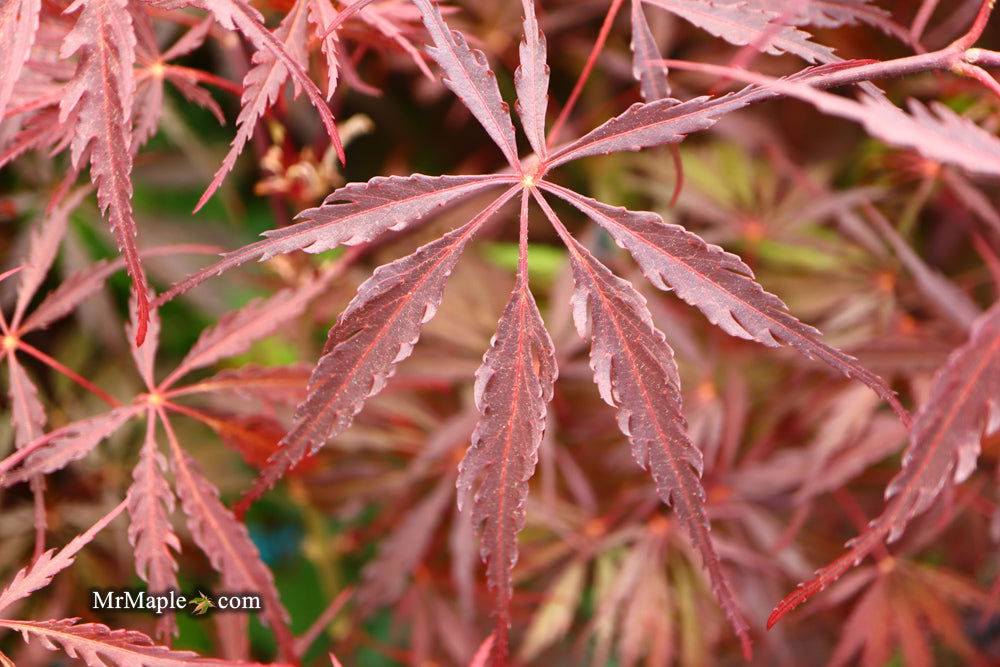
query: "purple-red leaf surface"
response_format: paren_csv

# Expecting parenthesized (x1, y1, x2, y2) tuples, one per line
(514, 0, 550, 158)
(242, 186, 519, 507)
(0, 0, 40, 120)
(769, 300, 1000, 627)
(59, 0, 151, 345)
(196, 0, 312, 211)
(642, 0, 838, 63)
(457, 217, 557, 659)
(630, 0, 671, 102)
(542, 183, 907, 421)
(158, 174, 513, 303)
(164, 412, 295, 661)
(535, 192, 751, 658)
(413, 0, 521, 169)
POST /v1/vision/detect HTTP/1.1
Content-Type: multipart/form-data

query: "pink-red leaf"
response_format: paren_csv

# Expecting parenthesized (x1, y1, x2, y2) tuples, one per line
(630, 0, 671, 102)
(514, 0, 549, 158)
(59, 0, 151, 345)
(195, 0, 312, 211)
(0, 618, 267, 667)
(183, 0, 343, 164)
(127, 417, 180, 593)
(769, 300, 1000, 627)
(242, 186, 519, 507)
(0, 498, 127, 614)
(546, 92, 751, 168)
(536, 192, 751, 657)
(158, 174, 513, 304)
(163, 411, 295, 661)
(542, 183, 906, 421)
(10, 182, 88, 334)
(457, 261, 556, 658)
(412, 0, 521, 169)
(166, 277, 330, 386)
(7, 355, 46, 449)
(168, 364, 310, 405)
(642, 0, 838, 63)
(1, 407, 141, 487)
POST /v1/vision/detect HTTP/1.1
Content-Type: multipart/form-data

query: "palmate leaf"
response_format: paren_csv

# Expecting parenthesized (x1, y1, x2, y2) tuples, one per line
(541, 183, 908, 421)
(0, 618, 273, 667)
(126, 416, 180, 637)
(769, 300, 1000, 627)
(157, 174, 514, 303)
(630, 0, 671, 103)
(457, 196, 557, 659)
(534, 192, 751, 657)
(240, 186, 520, 507)
(642, 0, 838, 63)
(163, 412, 296, 662)
(514, 0, 549, 158)
(195, 0, 313, 212)
(546, 91, 753, 168)
(169, 0, 343, 160)
(59, 0, 151, 345)
(1, 407, 142, 487)
(412, 0, 521, 169)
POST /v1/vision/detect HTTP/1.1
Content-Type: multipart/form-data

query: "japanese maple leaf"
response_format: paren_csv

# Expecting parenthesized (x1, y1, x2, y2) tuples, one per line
(0, 498, 280, 666)
(151, 0, 927, 661)
(0, 258, 349, 654)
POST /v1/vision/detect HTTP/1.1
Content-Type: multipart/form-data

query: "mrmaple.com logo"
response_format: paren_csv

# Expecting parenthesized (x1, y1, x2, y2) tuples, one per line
(90, 589, 261, 615)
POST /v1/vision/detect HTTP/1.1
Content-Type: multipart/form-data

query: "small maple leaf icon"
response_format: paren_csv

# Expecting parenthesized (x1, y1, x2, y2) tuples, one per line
(189, 591, 215, 615)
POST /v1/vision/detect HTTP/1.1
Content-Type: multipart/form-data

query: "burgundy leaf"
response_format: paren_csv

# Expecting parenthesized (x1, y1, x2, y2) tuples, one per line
(158, 174, 514, 304)
(182, 0, 343, 165)
(412, 0, 521, 168)
(0, 498, 127, 614)
(534, 192, 751, 657)
(457, 228, 556, 658)
(59, 0, 151, 345)
(357, 3, 435, 82)
(307, 0, 341, 97)
(543, 183, 907, 421)
(11, 187, 90, 329)
(0, 618, 268, 666)
(770, 300, 1000, 627)
(242, 186, 519, 506)
(546, 92, 751, 168)
(0, 0, 40, 120)
(514, 0, 550, 158)
(166, 276, 330, 386)
(630, 0, 671, 102)
(195, 0, 312, 211)
(642, 0, 838, 63)
(127, 416, 180, 597)
(163, 412, 295, 661)
(1, 407, 141, 487)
